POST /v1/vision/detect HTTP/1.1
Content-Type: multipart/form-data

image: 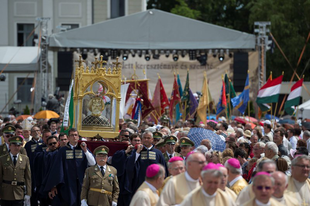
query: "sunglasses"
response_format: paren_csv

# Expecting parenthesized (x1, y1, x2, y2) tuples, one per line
(123, 135, 130, 137)
(48, 142, 57, 146)
(256, 186, 271, 190)
(5, 134, 13, 138)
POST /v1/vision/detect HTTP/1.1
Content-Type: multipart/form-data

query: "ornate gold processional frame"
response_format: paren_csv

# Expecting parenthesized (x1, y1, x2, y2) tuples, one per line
(73, 56, 122, 138)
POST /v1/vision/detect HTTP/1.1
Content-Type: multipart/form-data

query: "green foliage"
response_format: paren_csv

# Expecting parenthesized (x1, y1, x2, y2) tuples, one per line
(171, 0, 200, 19)
(23, 105, 30, 115)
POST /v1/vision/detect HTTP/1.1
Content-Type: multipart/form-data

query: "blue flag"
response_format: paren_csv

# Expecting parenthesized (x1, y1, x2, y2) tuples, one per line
(175, 74, 183, 121)
(231, 74, 249, 114)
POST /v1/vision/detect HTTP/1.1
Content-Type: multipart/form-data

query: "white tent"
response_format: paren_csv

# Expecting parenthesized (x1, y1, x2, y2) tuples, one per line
(49, 9, 255, 50)
(298, 99, 310, 119)
(0, 47, 40, 72)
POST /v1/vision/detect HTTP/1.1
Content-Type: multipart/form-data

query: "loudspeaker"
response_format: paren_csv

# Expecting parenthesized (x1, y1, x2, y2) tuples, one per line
(233, 52, 248, 92)
(57, 51, 73, 91)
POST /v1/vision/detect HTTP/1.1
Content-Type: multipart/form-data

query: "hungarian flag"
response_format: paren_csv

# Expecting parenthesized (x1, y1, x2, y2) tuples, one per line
(169, 75, 181, 119)
(256, 74, 283, 111)
(284, 78, 303, 115)
(151, 78, 169, 122)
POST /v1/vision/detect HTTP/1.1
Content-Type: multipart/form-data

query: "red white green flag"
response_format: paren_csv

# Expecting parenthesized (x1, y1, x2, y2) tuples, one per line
(284, 78, 303, 115)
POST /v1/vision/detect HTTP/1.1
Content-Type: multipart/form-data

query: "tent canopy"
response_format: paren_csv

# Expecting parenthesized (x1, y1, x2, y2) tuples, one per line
(49, 9, 255, 50)
(0, 47, 40, 72)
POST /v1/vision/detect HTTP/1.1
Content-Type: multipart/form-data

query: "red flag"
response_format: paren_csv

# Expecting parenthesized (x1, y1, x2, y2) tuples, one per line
(169, 76, 181, 119)
(152, 78, 169, 118)
(221, 80, 227, 107)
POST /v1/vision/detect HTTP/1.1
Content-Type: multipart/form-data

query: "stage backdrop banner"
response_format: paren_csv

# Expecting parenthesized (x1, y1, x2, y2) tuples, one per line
(73, 52, 258, 105)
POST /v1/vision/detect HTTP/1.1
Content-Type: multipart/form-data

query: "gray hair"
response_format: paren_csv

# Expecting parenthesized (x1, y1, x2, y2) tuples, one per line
(255, 142, 266, 148)
(142, 131, 153, 138)
(303, 130, 310, 138)
(201, 169, 223, 179)
(195, 145, 208, 154)
(292, 155, 310, 166)
(256, 159, 277, 172)
(252, 174, 275, 186)
(266, 142, 278, 155)
(237, 128, 244, 135)
(224, 160, 242, 175)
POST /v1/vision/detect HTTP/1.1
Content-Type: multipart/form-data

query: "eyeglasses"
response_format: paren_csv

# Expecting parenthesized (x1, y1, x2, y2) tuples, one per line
(123, 135, 130, 137)
(256, 186, 272, 190)
(4, 134, 13, 138)
(48, 142, 57, 146)
(294, 164, 310, 169)
(172, 166, 184, 171)
(191, 160, 206, 165)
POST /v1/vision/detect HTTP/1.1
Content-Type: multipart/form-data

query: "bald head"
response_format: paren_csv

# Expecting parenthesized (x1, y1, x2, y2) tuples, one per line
(271, 171, 288, 198)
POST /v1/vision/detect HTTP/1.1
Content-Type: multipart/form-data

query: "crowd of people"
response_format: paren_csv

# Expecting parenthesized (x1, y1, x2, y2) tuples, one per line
(0, 114, 310, 206)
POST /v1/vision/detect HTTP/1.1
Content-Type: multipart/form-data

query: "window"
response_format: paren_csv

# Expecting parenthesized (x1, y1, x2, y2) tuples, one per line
(17, 78, 34, 104)
(111, 0, 125, 19)
(61, 23, 79, 30)
(17, 24, 35, 46)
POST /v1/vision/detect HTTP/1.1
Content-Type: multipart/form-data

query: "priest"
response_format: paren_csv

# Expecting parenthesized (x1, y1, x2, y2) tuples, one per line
(180, 163, 236, 206)
(271, 171, 298, 206)
(225, 158, 248, 195)
(286, 155, 310, 205)
(218, 164, 237, 201)
(242, 172, 283, 206)
(157, 152, 206, 206)
(130, 164, 165, 206)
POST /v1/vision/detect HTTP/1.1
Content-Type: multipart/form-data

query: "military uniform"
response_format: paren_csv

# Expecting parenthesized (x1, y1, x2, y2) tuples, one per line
(0, 125, 27, 157)
(81, 145, 119, 206)
(152, 132, 163, 145)
(0, 136, 31, 205)
(163, 135, 181, 163)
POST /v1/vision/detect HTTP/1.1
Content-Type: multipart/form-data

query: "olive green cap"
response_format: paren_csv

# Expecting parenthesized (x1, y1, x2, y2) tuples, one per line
(2, 125, 16, 134)
(179, 137, 194, 147)
(8, 136, 23, 145)
(165, 135, 177, 145)
(93, 145, 109, 155)
(153, 131, 163, 139)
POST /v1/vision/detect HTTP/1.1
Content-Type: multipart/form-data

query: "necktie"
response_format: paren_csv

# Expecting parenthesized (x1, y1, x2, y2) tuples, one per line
(13, 156, 17, 166)
(169, 155, 172, 159)
(100, 166, 105, 177)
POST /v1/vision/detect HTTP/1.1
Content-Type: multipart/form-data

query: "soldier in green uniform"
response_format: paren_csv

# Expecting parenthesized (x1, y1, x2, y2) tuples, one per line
(0, 136, 31, 206)
(179, 137, 195, 159)
(81, 145, 119, 206)
(0, 125, 27, 157)
(163, 135, 181, 163)
(152, 131, 162, 145)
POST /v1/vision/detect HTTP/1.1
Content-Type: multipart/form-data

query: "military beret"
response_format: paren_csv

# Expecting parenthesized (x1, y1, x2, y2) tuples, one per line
(8, 136, 23, 145)
(93, 145, 109, 156)
(179, 137, 194, 147)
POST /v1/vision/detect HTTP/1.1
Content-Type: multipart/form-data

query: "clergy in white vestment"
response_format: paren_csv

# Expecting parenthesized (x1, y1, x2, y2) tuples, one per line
(236, 159, 277, 205)
(157, 152, 206, 206)
(130, 164, 165, 206)
(180, 162, 236, 206)
(271, 171, 298, 206)
(218, 165, 237, 201)
(225, 158, 248, 195)
(286, 155, 310, 205)
(242, 172, 284, 206)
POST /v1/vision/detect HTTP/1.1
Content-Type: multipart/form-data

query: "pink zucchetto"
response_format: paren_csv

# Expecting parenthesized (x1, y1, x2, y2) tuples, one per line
(227, 158, 241, 169)
(255, 171, 271, 177)
(146, 164, 160, 178)
(169, 156, 184, 163)
(203, 162, 220, 171)
(216, 163, 225, 168)
(185, 151, 195, 160)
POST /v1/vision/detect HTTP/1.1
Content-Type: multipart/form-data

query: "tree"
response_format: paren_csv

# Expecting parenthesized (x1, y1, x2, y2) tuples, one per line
(247, 0, 310, 81)
(23, 105, 30, 115)
(171, 0, 200, 19)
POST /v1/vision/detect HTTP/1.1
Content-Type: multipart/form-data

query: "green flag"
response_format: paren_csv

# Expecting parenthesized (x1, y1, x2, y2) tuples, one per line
(61, 79, 74, 134)
(224, 74, 236, 118)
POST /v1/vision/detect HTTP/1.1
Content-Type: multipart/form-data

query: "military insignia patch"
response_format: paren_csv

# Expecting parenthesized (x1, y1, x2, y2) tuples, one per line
(182, 140, 185, 143)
